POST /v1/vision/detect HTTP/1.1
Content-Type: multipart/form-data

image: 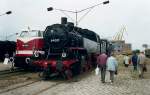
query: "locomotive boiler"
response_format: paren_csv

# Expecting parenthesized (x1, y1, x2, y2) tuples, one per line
(34, 17, 101, 79)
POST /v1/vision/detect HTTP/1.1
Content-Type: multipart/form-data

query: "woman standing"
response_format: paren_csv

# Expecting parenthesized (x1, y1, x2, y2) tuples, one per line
(106, 53, 118, 83)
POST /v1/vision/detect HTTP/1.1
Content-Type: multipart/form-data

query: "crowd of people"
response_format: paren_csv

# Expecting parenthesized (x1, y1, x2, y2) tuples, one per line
(96, 51, 147, 84)
(131, 51, 147, 78)
(97, 52, 118, 84)
(123, 51, 147, 78)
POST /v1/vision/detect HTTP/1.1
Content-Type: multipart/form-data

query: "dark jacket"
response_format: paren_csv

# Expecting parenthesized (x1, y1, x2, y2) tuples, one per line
(131, 55, 138, 66)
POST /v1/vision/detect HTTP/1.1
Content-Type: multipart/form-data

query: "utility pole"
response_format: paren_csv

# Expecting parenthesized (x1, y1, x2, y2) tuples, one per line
(47, 1, 109, 26)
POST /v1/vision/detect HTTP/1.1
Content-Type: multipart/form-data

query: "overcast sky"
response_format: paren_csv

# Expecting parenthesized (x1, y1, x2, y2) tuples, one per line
(0, 0, 150, 50)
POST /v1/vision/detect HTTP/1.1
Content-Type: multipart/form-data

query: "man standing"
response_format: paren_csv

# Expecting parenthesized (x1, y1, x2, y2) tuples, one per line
(138, 52, 146, 78)
(106, 53, 118, 83)
(97, 53, 108, 83)
(131, 52, 138, 71)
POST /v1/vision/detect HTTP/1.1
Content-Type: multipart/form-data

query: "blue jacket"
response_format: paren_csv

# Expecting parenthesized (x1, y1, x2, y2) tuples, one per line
(106, 56, 118, 71)
(131, 55, 138, 66)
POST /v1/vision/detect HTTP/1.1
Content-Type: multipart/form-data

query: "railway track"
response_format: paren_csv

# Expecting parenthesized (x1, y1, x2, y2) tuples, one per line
(0, 80, 40, 94)
(0, 68, 23, 74)
(0, 79, 64, 95)
(0, 73, 87, 95)
(0, 68, 65, 95)
(32, 81, 64, 95)
(0, 67, 93, 95)
(0, 68, 29, 79)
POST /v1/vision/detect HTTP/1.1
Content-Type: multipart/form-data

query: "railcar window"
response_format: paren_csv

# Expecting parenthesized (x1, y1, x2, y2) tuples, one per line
(20, 31, 41, 37)
(20, 31, 29, 37)
(29, 32, 37, 37)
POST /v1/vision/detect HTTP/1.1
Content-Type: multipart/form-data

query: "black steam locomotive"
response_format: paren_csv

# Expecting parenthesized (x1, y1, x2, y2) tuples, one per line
(33, 17, 101, 79)
(32, 17, 113, 79)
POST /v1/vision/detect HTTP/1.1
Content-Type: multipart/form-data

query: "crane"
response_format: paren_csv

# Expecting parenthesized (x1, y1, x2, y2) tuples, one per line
(113, 25, 127, 41)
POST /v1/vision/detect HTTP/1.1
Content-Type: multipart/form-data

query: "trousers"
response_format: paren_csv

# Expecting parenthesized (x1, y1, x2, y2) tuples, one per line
(99, 65, 106, 82)
(109, 70, 115, 82)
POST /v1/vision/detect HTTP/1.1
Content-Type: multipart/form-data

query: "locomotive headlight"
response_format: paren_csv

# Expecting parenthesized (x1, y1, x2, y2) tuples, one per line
(62, 52, 66, 58)
(44, 62, 48, 65)
(23, 43, 29, 48)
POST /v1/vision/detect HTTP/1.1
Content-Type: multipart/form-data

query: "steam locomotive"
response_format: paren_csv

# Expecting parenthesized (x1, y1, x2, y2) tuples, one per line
(32, 17, 110, 79)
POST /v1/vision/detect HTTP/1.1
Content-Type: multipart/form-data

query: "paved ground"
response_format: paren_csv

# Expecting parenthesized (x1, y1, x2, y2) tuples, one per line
(38, 69, 150, 95)
(0, 61, 150, 95)
(0, 65, 149, 95)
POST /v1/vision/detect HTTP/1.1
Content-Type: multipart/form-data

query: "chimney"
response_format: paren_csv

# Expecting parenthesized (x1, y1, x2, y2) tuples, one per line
(61, 17, 67, 25)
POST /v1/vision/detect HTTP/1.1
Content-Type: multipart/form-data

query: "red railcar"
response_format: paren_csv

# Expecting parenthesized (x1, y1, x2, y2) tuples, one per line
(14, 30, 44, 68)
